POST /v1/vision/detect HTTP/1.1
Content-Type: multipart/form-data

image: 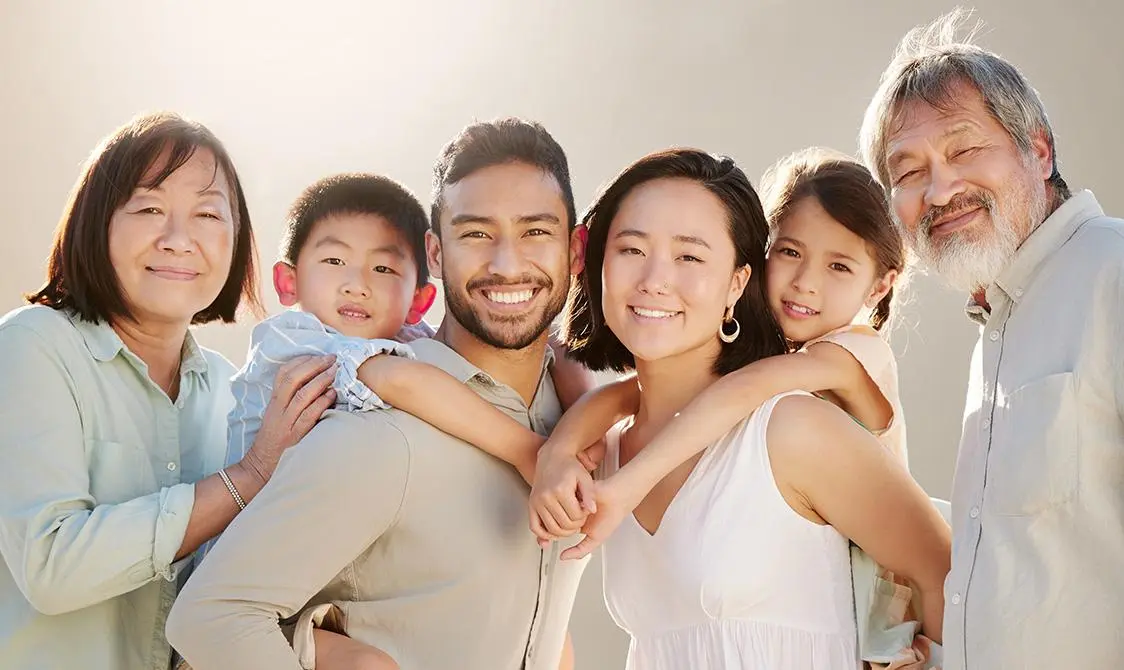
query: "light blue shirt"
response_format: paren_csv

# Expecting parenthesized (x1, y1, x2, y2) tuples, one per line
(0, 305, 234, 670)
(224, 310, 434, 466)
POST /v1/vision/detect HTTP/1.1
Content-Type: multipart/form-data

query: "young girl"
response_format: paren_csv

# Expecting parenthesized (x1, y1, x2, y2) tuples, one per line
(530, 148, 941, 667)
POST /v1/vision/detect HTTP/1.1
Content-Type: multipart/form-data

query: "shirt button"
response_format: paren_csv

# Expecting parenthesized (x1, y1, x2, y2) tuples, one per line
(1015, 288, 1024, 297)
(988, 331, 1000, 342)
(166, 462, 177, 471)
(970, 506, 980, 519)
(952, 592, 962, 605)
(982, 418, 991, 430)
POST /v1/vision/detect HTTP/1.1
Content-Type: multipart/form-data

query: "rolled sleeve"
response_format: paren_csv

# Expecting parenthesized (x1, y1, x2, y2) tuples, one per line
(334, 338, 414, 411)
(152, 482, 197, 580)
(166, 410, 411, 670)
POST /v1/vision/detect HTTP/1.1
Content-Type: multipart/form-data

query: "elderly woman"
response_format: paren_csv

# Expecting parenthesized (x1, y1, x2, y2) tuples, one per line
(0, 112, 336, 670)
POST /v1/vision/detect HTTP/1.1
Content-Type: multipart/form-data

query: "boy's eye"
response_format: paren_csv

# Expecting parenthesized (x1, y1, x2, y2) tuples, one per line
(830, 262, 851, 273)
(525, 228, 550, 237)
(374, 265, 397, 275)
(679, 255, 703, 263)
(322, 258, 344, 266)
(461, 231, 488, 240)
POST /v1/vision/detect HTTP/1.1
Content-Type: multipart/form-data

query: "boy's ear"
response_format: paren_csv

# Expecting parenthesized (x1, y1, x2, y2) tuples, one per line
(273, 262, 299, 307)
(406, 282, 438, 325)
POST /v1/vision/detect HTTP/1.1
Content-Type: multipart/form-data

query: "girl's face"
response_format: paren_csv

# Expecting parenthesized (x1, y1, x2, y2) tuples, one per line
(766, 196, 895, 344)
(601, 178, 748, 368)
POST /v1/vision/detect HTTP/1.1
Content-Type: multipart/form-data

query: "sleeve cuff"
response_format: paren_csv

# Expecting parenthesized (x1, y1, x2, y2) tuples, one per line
(335, 339, 415, 412)
(153, 482, 197, 581)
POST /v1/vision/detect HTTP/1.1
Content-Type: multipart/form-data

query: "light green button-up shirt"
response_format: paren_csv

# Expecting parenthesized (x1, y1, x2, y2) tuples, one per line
(0, 305, 234, 670)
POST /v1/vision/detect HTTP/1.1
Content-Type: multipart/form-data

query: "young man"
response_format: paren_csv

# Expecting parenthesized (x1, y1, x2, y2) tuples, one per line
(167, 118, 590, 670)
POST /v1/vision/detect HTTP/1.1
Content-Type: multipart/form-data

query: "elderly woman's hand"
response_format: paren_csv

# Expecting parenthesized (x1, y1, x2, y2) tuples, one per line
(239, 354, 338, 487)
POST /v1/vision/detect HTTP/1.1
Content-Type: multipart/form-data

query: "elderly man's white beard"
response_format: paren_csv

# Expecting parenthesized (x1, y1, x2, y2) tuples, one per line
(912, 209, 1021, 292)
(907, 172, 1049, 293)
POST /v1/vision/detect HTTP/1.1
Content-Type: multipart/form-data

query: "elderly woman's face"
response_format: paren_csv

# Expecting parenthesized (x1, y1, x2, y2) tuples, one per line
(108, 148, 236, 327)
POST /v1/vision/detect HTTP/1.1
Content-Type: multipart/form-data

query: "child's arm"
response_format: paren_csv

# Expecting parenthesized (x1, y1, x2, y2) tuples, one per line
(611, 342, 878, 510)
(542, 375, 640, 459)
(550, 344, 885, 561)
(357, 355, 543, 484)
(527, 377, 640, 543)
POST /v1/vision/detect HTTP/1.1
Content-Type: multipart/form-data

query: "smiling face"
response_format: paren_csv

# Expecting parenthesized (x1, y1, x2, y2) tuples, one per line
(884, 81, 1052, 291)
(600, 177, 749, 367)
(428, 161, 581, 350)
(276, 212, 422, 339)
(766, 196, 893, 343)
(107, 148, 236, 327)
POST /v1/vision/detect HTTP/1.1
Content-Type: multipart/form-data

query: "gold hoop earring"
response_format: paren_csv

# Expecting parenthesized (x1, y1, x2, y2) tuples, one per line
(719, 307, 740, 343)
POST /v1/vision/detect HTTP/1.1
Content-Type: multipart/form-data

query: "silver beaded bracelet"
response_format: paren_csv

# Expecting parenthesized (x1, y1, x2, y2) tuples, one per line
(218, 468, 247, 510)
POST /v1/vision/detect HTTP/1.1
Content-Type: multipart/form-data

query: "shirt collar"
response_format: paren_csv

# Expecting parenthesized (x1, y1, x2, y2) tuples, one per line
(996, 190, 1104, 302)
(409, 337, 555, 388)
(66, 311, 210, 384)
(965, 190, 1104, 321)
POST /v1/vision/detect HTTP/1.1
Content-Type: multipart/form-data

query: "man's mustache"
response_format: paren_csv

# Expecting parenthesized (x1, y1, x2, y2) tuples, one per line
(466, 275, 552, 292)
(920, 191, 995, 235)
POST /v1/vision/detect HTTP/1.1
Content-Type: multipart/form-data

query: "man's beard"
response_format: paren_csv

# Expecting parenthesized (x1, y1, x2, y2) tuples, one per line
(907, 170, 1047, 293)
(444, 273, 568, 350)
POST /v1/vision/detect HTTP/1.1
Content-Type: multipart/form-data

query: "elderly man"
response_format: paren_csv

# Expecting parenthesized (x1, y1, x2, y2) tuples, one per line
(860, 10, 1124, 669)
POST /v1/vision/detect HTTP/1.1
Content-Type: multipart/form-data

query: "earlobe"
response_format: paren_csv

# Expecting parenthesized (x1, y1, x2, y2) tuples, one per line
(406, 282, 438, 325)
(425, 230, 443, 280)
(1031, 129, 1054, 181)
(865, 269, 899, 308)
(569, 225, 588, 276)
(728, 264, 752, 305)
(273, 262, 299, 307)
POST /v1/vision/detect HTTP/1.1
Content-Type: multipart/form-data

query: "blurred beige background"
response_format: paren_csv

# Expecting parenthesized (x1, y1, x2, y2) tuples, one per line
(1, 1, 1120, 667)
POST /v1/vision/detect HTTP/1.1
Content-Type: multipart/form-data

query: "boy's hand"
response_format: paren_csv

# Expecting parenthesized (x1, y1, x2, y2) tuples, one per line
(560, 474, 647, 561)
(529, 453, 595, 545)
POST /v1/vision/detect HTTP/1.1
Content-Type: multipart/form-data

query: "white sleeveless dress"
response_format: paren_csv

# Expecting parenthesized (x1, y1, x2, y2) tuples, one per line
(600, 392, 860, 669)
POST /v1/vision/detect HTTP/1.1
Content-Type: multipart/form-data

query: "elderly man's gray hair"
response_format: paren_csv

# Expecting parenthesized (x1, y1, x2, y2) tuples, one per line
(858, 7, 1069, 200)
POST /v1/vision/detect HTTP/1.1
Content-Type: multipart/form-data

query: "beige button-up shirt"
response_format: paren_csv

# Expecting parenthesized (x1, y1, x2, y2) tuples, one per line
(944, 191, 1124, 668)
(0, 305, 234, 670)
(167, 337, 589, 670)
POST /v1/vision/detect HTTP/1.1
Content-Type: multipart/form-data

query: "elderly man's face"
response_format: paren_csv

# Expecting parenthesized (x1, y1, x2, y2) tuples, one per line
(884, 81, 1053, 292)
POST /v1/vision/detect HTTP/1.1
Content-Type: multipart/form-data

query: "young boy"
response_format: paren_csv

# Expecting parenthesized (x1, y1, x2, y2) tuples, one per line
(205, 173, 598, 670)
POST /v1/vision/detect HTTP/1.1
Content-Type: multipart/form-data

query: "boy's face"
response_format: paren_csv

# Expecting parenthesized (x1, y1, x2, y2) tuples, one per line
(275, 213, 429, 339)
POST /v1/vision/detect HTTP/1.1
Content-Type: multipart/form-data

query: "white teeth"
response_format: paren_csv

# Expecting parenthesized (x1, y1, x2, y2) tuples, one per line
(485, 290, 534, 304)
(632, 307, 678, 318)
(787, 302, 817, 315)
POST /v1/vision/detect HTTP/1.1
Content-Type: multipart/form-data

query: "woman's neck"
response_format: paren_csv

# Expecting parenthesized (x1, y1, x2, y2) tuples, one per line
(112, 317, 189, 399)
(631, 344, 721, 434)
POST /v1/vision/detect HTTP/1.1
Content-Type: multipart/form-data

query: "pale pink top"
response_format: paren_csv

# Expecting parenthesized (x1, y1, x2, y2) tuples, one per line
(806, 324, 907, 464)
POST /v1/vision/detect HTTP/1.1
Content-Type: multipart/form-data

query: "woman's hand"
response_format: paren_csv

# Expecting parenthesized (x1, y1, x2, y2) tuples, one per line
(238, 355, 337, 489)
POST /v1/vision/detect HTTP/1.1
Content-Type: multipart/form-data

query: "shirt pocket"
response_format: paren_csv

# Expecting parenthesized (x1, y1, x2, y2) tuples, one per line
(86, 439, 157, 504)
(987, 372, 1079, 516)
